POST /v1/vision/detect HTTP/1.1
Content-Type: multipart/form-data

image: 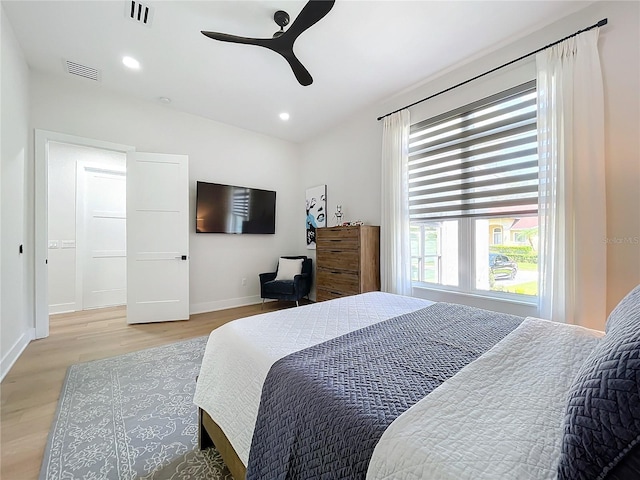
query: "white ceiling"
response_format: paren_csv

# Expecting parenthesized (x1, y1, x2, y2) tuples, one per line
(3, 0, 590, 143)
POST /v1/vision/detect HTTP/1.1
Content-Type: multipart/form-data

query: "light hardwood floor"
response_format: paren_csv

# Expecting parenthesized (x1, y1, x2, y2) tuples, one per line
(0, 300, 302, 479)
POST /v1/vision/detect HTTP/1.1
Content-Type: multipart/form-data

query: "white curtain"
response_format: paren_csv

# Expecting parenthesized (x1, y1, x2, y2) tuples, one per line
(537, 29, 606, 327)
(380, 110, 412, 295)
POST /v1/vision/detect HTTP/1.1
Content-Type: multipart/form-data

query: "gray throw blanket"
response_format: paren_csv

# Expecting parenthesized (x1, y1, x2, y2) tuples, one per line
(246, 302, 523, 480)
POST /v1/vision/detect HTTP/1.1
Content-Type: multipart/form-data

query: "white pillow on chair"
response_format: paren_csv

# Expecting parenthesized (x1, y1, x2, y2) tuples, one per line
(274, 257, 304, 281)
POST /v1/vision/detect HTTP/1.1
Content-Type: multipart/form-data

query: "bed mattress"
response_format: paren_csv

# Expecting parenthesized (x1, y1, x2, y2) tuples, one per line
(193, 291, 434, 465)
(194, 292, 604, 478)
(246, 302, 522, 479)
(367, 316, 603, 479)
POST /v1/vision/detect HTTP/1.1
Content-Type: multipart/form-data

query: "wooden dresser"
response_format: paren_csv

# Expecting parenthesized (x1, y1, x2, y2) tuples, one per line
(316, 225, 380, 302)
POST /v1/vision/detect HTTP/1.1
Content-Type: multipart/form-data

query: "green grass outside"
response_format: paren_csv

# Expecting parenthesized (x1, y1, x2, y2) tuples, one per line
(512, 281, 538, 296)
(413, 260, 540, 296)
(492, 280, 538, 296)
(518, 262, 538, 272)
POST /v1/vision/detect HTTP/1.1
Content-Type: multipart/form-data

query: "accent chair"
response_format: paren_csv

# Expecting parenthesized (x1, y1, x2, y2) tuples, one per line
(259, 256, 312, 307)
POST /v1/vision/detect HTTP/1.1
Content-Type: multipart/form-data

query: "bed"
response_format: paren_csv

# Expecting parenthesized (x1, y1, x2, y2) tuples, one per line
(193, 287, 640, 479)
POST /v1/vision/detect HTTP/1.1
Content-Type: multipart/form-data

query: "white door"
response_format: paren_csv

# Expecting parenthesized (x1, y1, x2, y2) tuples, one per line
(126, 152, 189, 324)
(81, 166, 127, 309)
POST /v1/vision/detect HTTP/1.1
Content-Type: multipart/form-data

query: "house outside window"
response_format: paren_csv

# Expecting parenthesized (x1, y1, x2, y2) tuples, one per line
(408, 81, 539, 299)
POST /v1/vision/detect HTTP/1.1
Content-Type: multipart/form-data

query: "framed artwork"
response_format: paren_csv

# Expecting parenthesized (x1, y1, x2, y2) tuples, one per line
(305, 185, 326, 249)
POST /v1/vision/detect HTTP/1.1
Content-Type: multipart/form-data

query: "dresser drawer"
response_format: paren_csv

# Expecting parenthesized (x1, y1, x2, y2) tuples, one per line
(316, 268, 359, 294)
(316, 248, 359, 272)
(316, 288, 351, 302)
(317, 227, 360, 250)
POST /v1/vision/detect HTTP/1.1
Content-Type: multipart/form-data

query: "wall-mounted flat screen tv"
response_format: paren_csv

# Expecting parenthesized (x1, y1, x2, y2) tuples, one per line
(196, 181, 276, 234)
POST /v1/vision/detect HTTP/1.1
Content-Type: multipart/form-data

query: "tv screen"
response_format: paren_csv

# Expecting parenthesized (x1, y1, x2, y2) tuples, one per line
(196, 181, 276, 234)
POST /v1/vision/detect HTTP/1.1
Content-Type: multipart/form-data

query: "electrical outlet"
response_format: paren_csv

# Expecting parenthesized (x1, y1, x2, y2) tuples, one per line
(241, 278, 247, 286)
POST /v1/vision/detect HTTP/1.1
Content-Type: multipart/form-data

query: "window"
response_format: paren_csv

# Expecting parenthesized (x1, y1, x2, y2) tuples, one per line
(513, 232, 527, 244)
(408, 81, 539, 299)
(492, 227, 503, 245)
(410, 222, 458, 285)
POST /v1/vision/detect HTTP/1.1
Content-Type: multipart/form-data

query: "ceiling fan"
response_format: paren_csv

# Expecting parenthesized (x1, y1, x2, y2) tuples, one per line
(202, 0, 336, 86)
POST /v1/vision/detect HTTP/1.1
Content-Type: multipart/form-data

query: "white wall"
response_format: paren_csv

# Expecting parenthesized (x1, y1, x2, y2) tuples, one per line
(299, 103, 383, 292)
(47, 142, 126, 313)
(1, 5, 32, 379)
(29, 71, 304, 315)
(300, 1, 640, 326)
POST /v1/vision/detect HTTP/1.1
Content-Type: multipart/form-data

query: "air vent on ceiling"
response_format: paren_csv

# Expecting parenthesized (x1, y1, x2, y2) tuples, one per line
(63, 60, 101, 81)
(126, 1, 154, 26)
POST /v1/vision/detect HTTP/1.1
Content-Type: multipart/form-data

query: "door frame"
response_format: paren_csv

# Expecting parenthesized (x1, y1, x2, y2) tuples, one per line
(34, 130, 134, 338)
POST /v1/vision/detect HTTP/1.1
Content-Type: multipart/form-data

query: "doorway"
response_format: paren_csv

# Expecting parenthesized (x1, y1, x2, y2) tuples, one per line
(47, 142, 127, 314)
(35, 130, 134, 338)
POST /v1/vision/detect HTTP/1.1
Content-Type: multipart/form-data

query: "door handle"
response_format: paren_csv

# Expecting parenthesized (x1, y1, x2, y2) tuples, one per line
(175, 255, 188, 260)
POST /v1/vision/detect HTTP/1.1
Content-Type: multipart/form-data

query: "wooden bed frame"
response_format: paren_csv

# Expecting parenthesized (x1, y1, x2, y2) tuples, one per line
(198, 408, 247, 479)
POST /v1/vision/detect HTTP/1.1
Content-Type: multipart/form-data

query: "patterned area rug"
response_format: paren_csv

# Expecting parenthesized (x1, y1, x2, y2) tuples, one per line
(39, 336, 233, 480)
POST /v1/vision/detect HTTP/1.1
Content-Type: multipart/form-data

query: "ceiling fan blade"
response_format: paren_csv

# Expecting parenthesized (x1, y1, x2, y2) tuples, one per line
(203, 29, 311, 85)
(201, 30, 271, 48)
(285, 0, 335, 40)
(279, 51, 313, 86)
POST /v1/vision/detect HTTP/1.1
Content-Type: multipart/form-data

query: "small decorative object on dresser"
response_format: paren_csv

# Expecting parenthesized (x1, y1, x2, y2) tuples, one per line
(316, 225, 380, 302)
(333, 204, 343, 226)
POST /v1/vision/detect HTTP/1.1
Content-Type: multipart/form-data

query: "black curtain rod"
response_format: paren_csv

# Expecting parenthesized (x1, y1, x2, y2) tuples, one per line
(377, 18, 608, 121)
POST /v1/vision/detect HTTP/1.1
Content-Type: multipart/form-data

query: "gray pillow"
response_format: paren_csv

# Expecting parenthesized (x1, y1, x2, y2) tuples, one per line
(557, 284, 640, 480)
(606, 284, 640, 334)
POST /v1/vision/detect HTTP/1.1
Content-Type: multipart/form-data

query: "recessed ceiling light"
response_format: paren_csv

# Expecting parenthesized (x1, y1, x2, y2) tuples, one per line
(158, 96, 172, 104)
(279, 112, 290, 121)
(122, 56, 140, 69)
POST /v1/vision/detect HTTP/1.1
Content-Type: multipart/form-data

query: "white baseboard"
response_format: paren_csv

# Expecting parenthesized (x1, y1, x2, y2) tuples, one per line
(1, 328, 36, 382)
(190, 295, 265, 315)
(49, 302, 78, 315)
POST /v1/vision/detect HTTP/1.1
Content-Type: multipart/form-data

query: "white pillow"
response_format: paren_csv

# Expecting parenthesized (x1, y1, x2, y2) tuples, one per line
(274, 257, 304, 281)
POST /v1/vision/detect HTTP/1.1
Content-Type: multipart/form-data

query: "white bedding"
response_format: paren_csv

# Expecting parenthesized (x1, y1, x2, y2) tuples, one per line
(193, 291, 433, 465)
(366, 317, 603, 480)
